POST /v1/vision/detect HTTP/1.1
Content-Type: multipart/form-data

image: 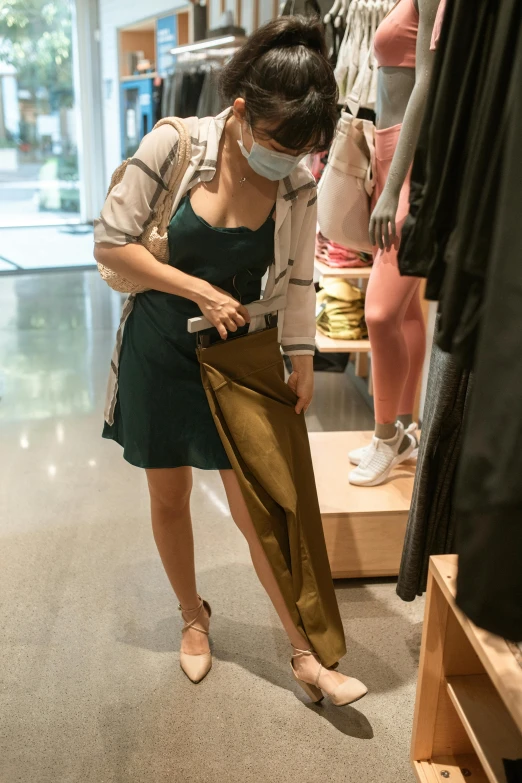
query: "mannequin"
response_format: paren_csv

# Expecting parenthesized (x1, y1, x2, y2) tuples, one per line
(348, 0, 440, 487)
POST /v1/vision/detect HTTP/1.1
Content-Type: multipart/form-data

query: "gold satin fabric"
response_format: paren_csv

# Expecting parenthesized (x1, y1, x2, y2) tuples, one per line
(197, 327, 346, 668)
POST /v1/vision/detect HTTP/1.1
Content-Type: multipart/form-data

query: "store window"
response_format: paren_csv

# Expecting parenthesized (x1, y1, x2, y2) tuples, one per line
(0, 0, 81, 228)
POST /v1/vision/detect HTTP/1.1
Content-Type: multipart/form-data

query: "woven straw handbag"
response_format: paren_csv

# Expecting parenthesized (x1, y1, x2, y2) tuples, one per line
(97, 117, 192, 294)
(317, 111, 375, 253)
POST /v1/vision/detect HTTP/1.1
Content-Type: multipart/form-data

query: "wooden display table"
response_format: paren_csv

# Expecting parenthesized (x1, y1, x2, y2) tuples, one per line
(309, 430, 416, 578)
(411, 555, 522, 783)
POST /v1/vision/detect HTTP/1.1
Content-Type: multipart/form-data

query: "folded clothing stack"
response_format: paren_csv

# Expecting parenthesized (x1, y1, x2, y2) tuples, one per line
(316, 277, 368, 341)
(316, 231, 373, 269)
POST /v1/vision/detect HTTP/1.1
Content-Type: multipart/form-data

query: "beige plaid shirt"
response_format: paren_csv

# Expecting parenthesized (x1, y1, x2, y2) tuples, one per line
(94, 109, 318, 424)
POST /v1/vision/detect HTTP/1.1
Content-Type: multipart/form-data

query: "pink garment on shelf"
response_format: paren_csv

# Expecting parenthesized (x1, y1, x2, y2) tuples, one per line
(373, 0, 419, 69)
(365, 124, 426, 424)
(430, 0, 447, 51)
(315, 232, 373, 269)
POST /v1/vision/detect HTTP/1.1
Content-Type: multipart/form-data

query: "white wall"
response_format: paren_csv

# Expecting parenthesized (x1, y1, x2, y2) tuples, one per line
(98, 0, 189, 181)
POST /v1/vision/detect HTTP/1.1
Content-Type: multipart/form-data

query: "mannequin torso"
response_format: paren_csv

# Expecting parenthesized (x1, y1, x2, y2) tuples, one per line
(374, 0, 419, 130)
(375, 66, 416, 129)
(370, 0, 439, 248)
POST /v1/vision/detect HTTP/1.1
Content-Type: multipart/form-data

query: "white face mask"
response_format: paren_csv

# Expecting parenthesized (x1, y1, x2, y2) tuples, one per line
(237, 124, 307, 181)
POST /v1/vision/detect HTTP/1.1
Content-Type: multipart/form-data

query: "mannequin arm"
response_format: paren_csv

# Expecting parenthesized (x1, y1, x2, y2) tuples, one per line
(369, 0, 439, 251)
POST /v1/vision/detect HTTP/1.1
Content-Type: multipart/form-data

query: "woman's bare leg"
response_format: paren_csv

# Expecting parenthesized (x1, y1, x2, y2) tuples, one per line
(219, 468, 309, 650)
(146, 467, 209, 656)
(219, 469, 347, 688)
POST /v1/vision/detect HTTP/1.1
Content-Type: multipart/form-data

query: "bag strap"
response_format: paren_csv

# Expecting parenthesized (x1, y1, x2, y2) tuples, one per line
(150, 117, 192, 235)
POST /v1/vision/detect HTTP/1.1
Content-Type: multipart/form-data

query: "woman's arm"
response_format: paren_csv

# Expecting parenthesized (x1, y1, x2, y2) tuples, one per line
(95, 242, 250, 341)
(94, 126, 249, 339)
(369, 0, 440, 251)
(282, 190, 317, 413)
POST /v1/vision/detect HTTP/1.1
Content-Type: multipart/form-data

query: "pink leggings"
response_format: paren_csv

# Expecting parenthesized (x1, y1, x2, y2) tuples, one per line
(366, 124, 426, 425)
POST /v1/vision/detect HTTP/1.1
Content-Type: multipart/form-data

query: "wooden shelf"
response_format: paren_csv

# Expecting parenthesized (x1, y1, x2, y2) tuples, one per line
(411, 555, 522, 783)
(430, 555, 522, 732)
(309, 431, 415, 578)
(446, 675, 522, 783)
(314, 259, 373, 279)
(315, 331, 370, 354)
(120, 72, 159, 82)
(415, 756, 488, 783)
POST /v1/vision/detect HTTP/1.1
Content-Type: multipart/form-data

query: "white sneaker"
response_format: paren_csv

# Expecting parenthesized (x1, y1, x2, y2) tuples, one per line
(348, 423, 419, 466)
(348, 422, 417, 487)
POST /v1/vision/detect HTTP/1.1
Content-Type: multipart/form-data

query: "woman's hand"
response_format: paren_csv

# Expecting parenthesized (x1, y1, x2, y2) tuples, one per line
(369, 187, 401, 252)
(194, 283, 251, 340)
(287, 355, 314, 414)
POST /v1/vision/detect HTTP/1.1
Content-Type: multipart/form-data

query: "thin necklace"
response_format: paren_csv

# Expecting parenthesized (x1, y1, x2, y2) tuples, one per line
(224, 125, 249, 187)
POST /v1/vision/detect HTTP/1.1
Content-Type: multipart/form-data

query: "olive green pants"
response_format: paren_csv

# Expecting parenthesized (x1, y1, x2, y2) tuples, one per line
(197, 326, 346, 668)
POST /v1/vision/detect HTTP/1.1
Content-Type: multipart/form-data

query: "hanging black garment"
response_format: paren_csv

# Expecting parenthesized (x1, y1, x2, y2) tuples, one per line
(398, 0, 455, 280)
(152, 77, 163, 124)
(179, 71, 206, 118)
(396, 329, 472, 601)
(455, 15, 522, 641)
(397, 0, 497, 298)
(504, 759, 522, 783)
(196, 70, 225, 118)
(280, 0, 322, 17)
(436, 0, 520, 368)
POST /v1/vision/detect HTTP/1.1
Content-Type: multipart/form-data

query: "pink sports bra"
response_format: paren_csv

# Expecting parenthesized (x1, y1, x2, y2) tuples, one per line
(373, 0, 419, 69)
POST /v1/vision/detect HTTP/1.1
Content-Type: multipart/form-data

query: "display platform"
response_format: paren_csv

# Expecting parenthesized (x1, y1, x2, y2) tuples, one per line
(309, 430, 416, 578)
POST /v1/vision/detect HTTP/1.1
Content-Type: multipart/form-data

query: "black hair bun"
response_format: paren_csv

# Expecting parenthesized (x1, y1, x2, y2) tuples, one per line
(268, 16, 325, 54)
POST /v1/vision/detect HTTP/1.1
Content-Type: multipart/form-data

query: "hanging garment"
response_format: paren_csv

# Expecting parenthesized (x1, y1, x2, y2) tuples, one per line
(197, 326, 347, 668)
(196, 70, 225, 118)
(503, 760, 522, 783)
(316, 277, 367, 340)
(454, 13, 522, 641)
(280, 0, 322, 16)
(397, 0, 498, 295)
(396, 329, 472, 601)
(317, 112, 375, 254)
(179, 71, 206, 118)
(334, 1, 394, 108)
(436, 0, 520, 369)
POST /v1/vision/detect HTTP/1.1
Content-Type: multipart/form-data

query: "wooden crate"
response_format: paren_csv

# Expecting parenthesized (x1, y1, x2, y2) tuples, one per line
(309, 430, 416, 578)
(411, 555, 522, 783)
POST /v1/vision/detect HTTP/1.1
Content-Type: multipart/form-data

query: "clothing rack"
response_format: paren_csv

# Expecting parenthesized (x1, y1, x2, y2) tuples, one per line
(169, 35, 247, 57)
(333, 0, 395, 109)
(161, 40, 244, 120)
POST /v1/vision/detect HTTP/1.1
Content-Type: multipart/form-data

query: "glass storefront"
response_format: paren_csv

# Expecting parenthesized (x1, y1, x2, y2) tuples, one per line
(0, 0, 81, 228)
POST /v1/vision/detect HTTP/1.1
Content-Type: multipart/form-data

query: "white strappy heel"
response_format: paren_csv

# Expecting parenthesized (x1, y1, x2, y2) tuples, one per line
(291, 648, 368, 706)
(178, 597, 212, 683)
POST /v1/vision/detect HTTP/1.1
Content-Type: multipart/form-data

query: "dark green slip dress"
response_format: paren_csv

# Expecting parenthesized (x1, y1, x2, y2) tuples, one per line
(102, 194, 275, 470)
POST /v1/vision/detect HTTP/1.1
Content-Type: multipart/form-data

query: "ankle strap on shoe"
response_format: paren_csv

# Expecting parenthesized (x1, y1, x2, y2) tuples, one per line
(291, 647, 314, 659)
(291, 648, 323, 688)
(178, 598, 209, 636)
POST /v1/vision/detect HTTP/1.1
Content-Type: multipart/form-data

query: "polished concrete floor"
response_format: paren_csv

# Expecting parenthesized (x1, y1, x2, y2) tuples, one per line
(0, 225, 95, 272)
(0, 271, 424, 782)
